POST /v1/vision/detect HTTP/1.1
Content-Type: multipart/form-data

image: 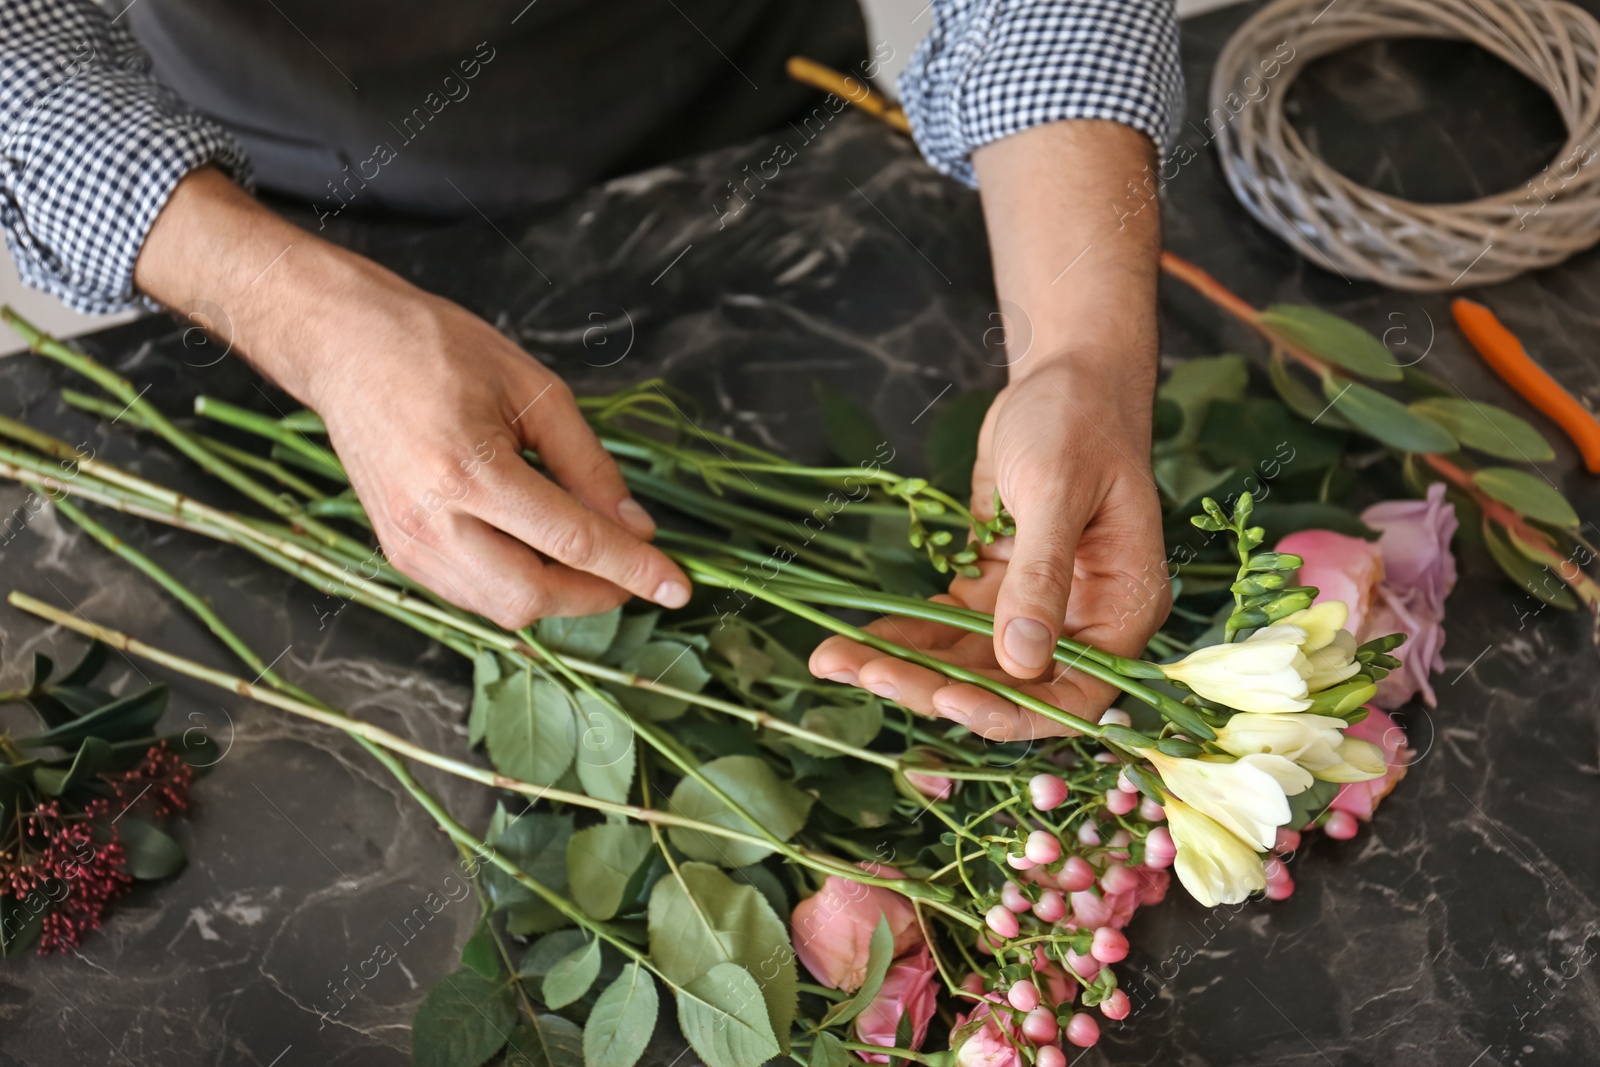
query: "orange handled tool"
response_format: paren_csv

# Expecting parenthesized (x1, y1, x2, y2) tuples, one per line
(1451, 298, 1600, 474)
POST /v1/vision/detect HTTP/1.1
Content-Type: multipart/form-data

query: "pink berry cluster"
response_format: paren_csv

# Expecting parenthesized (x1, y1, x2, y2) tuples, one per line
(957, 768, 1178, 1059)
(3, 797, 133, 955)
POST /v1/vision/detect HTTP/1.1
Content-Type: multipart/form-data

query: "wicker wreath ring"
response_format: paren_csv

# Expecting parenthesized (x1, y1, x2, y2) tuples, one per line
(1210, 0, 1600, 290)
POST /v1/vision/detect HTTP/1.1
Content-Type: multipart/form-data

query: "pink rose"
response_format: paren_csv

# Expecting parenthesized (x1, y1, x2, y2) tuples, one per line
(791, 868, 922, 991)
(1329, 707, 1411, 821)
(853, 946, 938, 1062)
(1277, 483, 1458, 708)
(954, 995, 1025, 1067)
(1361, 484, 1457, 708)
(1275, 528, 1385, 634)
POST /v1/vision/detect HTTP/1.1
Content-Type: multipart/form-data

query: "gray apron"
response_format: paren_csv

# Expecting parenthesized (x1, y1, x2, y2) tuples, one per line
(129, 0, 870, 220)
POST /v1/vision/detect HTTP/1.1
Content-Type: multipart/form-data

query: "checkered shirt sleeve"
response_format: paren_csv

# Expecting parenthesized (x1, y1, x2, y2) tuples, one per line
(1, 0, 251, 314)
(898, 0, 1185, 187)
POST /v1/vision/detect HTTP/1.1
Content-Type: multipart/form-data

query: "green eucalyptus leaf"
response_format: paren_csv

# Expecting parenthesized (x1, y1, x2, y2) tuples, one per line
(573, 692, 636, 804)
(666, 756, 814, 866)
(1482, 519, 1579, 610)
(1472, 467, 1580, 528)
(118, 816, 187, 880)
(503, 1014, 585, 1067)
(1269, 352, 1350, 427)
(567, 823, 654, 920)
(608, 642, 711, 721)
(1321, 377, 1458, 453)
(467, 648, 501, 747)
(648, 861, 797, 1047)
(537, 608, 622, 660)
(411, 968, 515, 1067)
(542, 936, 602, 1009)
(1409, 398, 1555, 461)
(484, 669, 578, 786)
(675, 963, 781, 1067)
(585, 962, 659, 1067)
(1258, 305, 1404, 382)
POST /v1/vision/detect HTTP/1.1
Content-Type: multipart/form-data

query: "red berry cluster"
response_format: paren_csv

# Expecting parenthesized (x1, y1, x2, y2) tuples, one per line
(105, 740, 196, 818)
(4, 798, 133, 955)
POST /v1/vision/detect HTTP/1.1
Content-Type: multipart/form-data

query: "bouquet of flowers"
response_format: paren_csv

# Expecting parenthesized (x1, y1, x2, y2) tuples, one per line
(0, 255, 1587, 1066)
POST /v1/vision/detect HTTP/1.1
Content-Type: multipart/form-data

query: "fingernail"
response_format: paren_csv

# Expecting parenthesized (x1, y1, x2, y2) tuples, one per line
(823, 670, 858, 686)
(652, 580, 690, 608)
(617, 497, 655, 536)
(1003, 617, 1053, 672)
(865, 680, 899, 702)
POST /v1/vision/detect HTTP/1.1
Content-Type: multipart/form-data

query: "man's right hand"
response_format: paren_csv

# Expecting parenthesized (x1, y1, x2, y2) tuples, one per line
(134, 167, 690, 628)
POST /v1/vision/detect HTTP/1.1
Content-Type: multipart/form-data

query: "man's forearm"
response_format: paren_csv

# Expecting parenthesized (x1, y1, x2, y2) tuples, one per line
(971, 119, 1162, 401)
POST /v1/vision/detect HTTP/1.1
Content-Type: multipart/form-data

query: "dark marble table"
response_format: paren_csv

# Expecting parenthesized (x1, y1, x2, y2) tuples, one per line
(3, 3, 1598, 1064)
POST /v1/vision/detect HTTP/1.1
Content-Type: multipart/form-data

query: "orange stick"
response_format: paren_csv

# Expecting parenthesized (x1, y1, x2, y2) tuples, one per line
(1451, 298, 1600, 474)
(786, 56, 911, 134)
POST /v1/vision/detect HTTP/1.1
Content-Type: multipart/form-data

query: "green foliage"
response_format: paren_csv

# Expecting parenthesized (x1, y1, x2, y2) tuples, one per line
(542, 936, 602, 1009)
(1482, 519, 1579, 610)
(572, 693, 636, 805)
(1320, 378, 1458, 454)
(1258, 305, 1404, 382)
(118, 817, 187, 880)
(503, 1014, 585, 1067)
(1472, 467, 1580, 529)
(567, 824, 654, 920)
(665, 756, 814, 866)
(814, 380, 886, 467)
(818, 917, 894, 1027)
(1409, 397, 1554, 461)
(484, 668, 578, 787)
(607, 642, 712, 721)
(648, 861, 797, 1048)
(1153, 353, 1248, 505)
(925, 389, 994, 494)
(585, 963, 659, 1067)
(538, 609, 623, 660)
(675, 963, 782, 1067)
(411, 969, 516, 1067)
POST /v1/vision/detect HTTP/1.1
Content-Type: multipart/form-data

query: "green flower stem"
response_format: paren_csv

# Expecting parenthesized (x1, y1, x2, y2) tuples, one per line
(58, 389, 331, 501)
(0, 307, 364, 561)
(5, 591, 813, 861)
(834, 1041, 937, 1065)
(652, 528, 851, 587)
(676, 557, 1111, 741)
(192, 394, 347, 480)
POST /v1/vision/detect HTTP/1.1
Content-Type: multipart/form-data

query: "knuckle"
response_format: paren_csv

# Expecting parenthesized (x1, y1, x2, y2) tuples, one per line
(490, 585, 545, 629)
(543, 519, 598, 568)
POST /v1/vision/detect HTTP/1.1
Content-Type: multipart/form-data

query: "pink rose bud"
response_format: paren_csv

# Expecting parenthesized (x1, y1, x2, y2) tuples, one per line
(1029, 773, 1070, 811)
(1106, 788, 1139, 816)
(1076, 821, 1102, 847)
(1037, 1046, 1068, 1067)
(1006, 851, 1036, 871)
(1100, 989, 1131, 1020)
(1059, 856, 1097, 892)
(986, 905, 1020, 939)
(1324, 811, 1360, 840)
(1066, 1012, 1101, 1048)
(1033, 888, 1067, 923)
(1274, 828, 1302, 854)
(1091, 926, 1129, 964)
(1065, 947, 1100, 980)
(1100, 863, 1141, 895)
(1007, 979, 1040, 1012)
(1143, 826, 1176, 869)
(1025, 831, 1062, 866)
(906, 770, 956, 801)
(1022, 1007, 1059, 1043)
(1139, 797, 1166, 822)
(1001, 881, 1033, 914)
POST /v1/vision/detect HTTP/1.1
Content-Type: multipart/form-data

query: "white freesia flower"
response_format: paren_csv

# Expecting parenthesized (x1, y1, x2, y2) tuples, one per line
(1144, 750, 1297, 850)
(1164, 797, 1267, 907)
(1158, 628, 1312, 713)
(1214, 712, 1386, 783)
(1159, 601, 1363, 713)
